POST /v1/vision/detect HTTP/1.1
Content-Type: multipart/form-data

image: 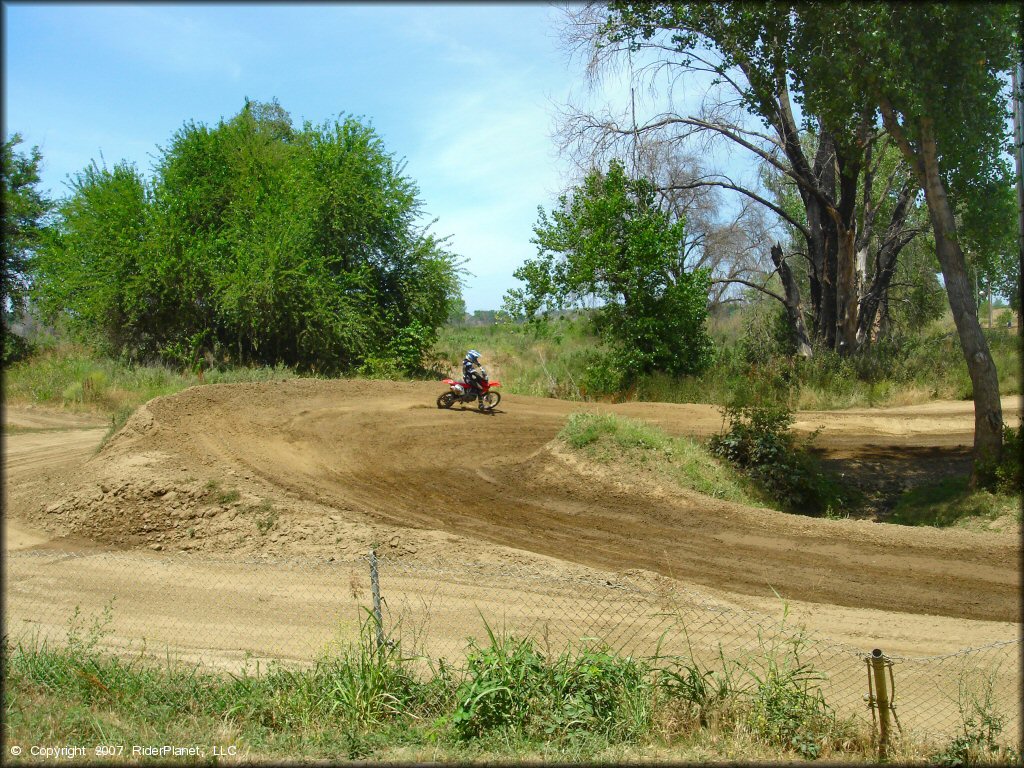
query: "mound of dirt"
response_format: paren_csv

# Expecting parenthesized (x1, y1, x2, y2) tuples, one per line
(15, 380, 1021, 623)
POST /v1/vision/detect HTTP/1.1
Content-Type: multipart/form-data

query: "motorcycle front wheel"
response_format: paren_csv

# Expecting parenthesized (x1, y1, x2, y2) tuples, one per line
(437, 392, 457, 409)
(478, 391, 501, 411)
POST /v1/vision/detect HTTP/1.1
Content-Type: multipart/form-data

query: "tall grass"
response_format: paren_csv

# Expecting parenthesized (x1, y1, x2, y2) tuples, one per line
(558, 412, 762, 506)
(434, 318, 602, 399)
(8, 312, 1019, 419)
(8, 604, 1015, 763)
(2, 343, 300, 423)
(437, 314, 1021, 410)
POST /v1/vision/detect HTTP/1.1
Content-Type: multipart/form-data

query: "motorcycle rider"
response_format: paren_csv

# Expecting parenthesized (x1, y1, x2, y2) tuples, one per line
(462, 349, 487, 404)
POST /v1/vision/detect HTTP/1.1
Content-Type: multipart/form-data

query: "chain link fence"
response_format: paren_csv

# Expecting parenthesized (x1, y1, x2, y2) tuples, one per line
(5, 547, 1020, 748)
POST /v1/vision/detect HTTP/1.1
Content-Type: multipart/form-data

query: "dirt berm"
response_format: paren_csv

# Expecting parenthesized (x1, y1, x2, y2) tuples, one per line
(19, 379, 1021, 624)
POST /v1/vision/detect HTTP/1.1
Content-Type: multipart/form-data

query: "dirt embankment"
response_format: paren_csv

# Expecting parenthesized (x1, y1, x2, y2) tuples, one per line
(6, 381, 1020, 626)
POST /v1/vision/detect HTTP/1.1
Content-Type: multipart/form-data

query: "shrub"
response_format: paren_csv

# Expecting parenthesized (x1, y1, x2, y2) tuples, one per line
(708, 403, 847, 515)
(580, 349, 627, 398)
(974, 423, 1022, 495)
(707, 403, 794, 467)
(2, 328, 34, 365)
(61, 381, 84, 404)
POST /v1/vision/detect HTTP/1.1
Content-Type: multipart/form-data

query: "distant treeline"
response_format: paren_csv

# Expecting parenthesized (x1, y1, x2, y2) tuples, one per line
(450, 308, 586, 327)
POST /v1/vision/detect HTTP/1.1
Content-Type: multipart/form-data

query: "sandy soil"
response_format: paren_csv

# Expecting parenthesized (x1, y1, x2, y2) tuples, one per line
(5, 385, 1021, 739)
(3, 385, 1020, 660)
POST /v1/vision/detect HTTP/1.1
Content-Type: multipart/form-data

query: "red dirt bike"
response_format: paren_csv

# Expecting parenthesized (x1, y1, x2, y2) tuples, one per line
(436, 371, 501, 411)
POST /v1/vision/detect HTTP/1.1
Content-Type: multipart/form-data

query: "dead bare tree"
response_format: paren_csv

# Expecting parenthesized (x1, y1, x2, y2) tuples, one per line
(551, 2, 925, 357)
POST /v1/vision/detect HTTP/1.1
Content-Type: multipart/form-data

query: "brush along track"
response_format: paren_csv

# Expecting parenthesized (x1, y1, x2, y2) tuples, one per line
(11, 380, 1018, 625)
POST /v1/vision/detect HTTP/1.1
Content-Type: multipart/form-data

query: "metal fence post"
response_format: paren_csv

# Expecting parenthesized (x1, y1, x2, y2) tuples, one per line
(870, 648, 892, 760)
(369, 548, 384, 652)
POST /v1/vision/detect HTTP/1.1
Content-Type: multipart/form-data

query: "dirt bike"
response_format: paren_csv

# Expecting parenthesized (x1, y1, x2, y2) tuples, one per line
(436, 371, 501, 411)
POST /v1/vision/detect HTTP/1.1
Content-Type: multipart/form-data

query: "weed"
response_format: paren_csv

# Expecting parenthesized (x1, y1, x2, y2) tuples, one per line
(935, 666, 1017, 766)
(742, 653, 832, 759)
(735, 618, 846, 760)
(659, 648, 738, 729)
(65, 601, 115, 659)
(100, 404, 135, 449)
(450, 621, 655, 745)
(217, 488, 241, 505)
(314, 612, 424, 729)
(451, 626, 547, 739)
(252, 501, 279, 534)
(61, 381, 84, 405)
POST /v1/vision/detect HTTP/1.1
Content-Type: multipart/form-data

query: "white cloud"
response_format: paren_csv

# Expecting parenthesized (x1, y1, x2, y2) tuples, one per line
(395, 11, 500, 69)
(406, 71, 569, 310)
(65, 5, 256, 81)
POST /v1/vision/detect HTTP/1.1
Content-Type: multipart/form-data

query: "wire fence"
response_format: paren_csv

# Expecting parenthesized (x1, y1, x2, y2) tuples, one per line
(5, 547, 1020, 749)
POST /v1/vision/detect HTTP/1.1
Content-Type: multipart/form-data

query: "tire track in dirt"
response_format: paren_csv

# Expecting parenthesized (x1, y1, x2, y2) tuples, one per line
(55, 380, 1015, 624)
(4, 428, 108, 476)
(3, 389, 1020, 668)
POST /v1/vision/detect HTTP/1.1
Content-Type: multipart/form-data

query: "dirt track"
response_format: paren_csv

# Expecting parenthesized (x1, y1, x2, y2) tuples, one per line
(5, 381, 1020, 631)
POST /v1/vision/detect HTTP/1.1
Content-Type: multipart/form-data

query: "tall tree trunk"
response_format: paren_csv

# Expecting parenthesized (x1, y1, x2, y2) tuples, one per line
(856, 181, 917, 347)
(876, 287, 891, 341)
(771, 84, 836, 349)
(1013, 63, 1024, 340)
(876, 103, 1004, 467)
(809, 132, 839, 348)
(834, 227, 857, 353)
(820, 220, 839, 350)
(921, 133, 1003, 465)
(833, 160, 860, 354)
(856, 247, 899, 347)
(884, 113, 1004, 466)
(805, 216, 826, 339)
(770, 243, 813, 357)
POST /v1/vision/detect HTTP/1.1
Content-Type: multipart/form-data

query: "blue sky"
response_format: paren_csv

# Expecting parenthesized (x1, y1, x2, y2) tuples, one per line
(3, 2, 615, 312)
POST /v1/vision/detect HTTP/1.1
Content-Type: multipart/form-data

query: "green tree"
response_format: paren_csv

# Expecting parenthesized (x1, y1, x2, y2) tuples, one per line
(957, 174, 1018, 317)
(34, 161, 152, 355)
(592, 3, 924, 356)
(602, 1, 1014, 466)
(2, 134, 52, 361)
(505, 160, 713, 380)
(789, 1, 1016, 467)
(33, 100, 461, 375)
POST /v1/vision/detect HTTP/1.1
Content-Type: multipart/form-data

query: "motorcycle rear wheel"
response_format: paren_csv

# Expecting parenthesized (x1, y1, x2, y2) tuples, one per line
(437, 392, 457, 409)
(479, 391, 501, 411)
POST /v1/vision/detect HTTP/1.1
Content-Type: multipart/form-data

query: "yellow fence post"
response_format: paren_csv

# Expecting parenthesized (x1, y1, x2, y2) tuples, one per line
(870, 648, 892, 760)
